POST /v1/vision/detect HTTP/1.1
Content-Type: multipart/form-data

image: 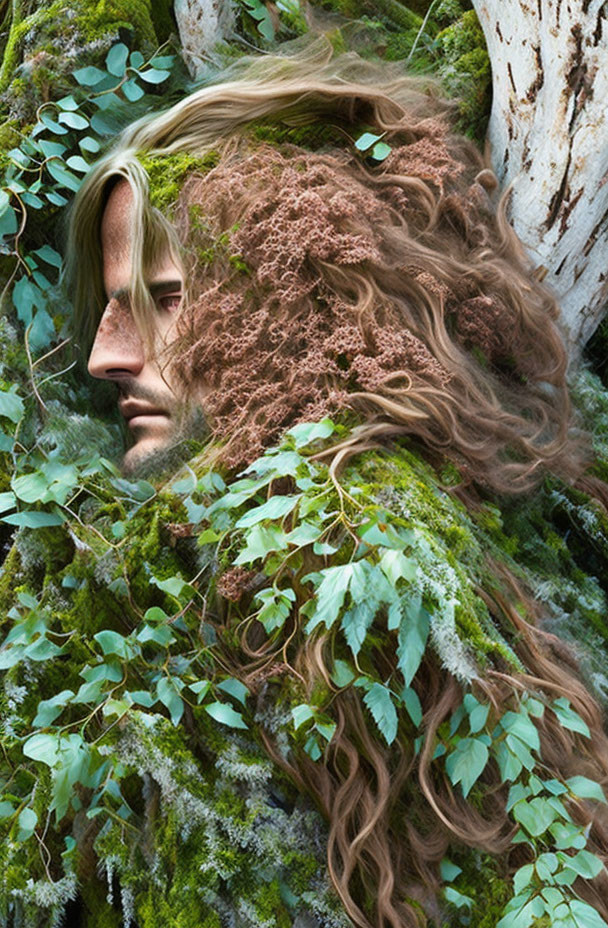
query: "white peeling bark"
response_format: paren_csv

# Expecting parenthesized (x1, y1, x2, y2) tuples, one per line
(174, 0, 237, 78)
(472, 0, 608, 355)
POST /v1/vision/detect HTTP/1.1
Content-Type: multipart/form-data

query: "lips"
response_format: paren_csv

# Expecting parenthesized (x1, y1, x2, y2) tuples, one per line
(119, 399, 170, 427)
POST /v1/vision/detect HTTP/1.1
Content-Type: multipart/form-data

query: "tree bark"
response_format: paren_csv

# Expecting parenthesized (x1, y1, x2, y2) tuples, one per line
(174, 0, 237, 77)
(472, 0, 608, 355)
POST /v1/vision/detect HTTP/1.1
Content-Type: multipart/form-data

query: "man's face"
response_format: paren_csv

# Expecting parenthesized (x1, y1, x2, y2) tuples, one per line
(88, 180, 191, 473)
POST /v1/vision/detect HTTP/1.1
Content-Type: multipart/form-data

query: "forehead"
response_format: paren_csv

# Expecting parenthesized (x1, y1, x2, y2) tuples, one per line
(101, 178, 134, 271)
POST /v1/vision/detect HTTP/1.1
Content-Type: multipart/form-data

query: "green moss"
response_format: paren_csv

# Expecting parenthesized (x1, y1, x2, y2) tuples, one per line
(444, 849, 512, 926)
(436, 10, 491, 140)
(138, 151, 221, 215)
(74, 0, 158, 45)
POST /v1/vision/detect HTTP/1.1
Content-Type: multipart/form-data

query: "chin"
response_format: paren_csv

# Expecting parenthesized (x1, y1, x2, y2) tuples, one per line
(121, 407, 210, 478)
(122, 438, 171, 475)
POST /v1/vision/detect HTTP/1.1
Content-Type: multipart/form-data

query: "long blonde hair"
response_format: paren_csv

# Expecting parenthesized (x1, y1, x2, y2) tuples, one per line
(65, 39, 608, 925)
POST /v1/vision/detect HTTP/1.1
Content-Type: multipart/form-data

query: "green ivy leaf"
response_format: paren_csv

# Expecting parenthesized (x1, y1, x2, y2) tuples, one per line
(157, 677, 184, 725)
(236, 494, 301, 528)
(205, 700, 248, 730)
(445, 737, 489, 797)
(566, 775, 607, 804)
(0, 390, 24, 423)
(285, 419, 335, 449)
(552, 699, 591, 739)
(331, 659, 355, 688)
(217, 678, 249, 705)
(558, 849, 604, 881)
(401, 686, 423, 727)
(94, 629, 134, 658)
(235, 522, 288, 564)
(371, 141, 392, 161)
(569, 899, 608, 928)
(292, 704, 315, 730)
(189, 680, 211, 703)
(46, 160, 82, 193)
(512, 797, 557, 837)
(303, 563, 357, 632)
(25, 637, 63, 661)
(33, 690, 74, 726)
(16, 807, 38, 841)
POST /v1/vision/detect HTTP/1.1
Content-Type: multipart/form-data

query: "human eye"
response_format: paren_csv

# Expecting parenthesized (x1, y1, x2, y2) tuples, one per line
(157, 291, 183, 313)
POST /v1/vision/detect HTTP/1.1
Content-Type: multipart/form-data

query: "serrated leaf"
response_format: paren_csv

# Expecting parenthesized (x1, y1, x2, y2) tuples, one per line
(304, 563, 355, 632)
(396, 591, 429, 687)
(363, 682, 398, 745)
(379, 549, 417, 585)
(341, 598, 377, 658)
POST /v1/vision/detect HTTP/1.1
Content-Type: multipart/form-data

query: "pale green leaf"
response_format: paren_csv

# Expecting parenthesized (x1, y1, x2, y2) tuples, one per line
(363, 682, 398, 745)
(236, 494, 301, 528)
(106, 42, 129, 77)
(205, 700, 248, 729)
(445, 738, 489, 797)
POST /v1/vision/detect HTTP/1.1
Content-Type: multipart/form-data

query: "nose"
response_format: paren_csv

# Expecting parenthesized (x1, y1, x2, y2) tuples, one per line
(87, 296, 146, 381)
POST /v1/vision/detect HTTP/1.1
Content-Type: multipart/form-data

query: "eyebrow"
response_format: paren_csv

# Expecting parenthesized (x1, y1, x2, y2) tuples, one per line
(108, 280, 183, 302)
